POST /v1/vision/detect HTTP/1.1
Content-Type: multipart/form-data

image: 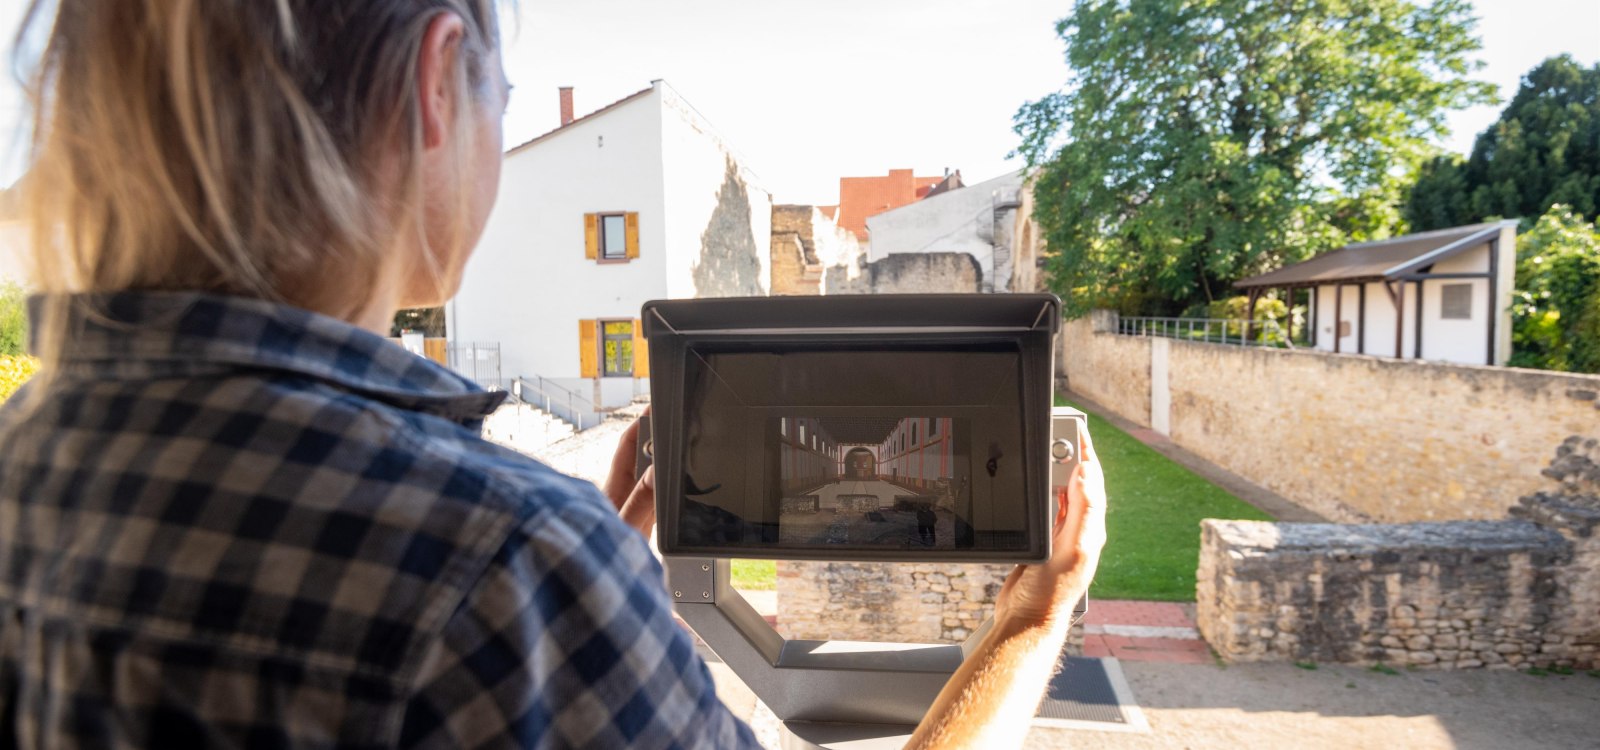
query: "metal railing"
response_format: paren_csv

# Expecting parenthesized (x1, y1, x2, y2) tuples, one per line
(1117, 316, 1297, 349)
(512, 375, 601, 431)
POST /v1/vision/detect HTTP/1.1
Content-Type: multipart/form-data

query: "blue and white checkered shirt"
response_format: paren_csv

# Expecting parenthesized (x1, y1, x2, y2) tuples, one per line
(0, 292, 756, 748)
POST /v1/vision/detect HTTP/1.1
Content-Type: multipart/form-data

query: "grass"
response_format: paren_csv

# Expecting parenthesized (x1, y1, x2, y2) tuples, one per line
(731, 559, 776, 591)
(1369, 663, 1401, 676)
(1060, 396, 1273, 601)
(720, 397, 1275, 601)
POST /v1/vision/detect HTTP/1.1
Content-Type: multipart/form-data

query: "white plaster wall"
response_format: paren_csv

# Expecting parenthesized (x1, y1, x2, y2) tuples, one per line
(1420, 246, 1491, 366)
(448, 88, 667, 390)
(1311, 244, 1494, 365)
(864, 170, 1023, 286)
(659, 82, 771, 298)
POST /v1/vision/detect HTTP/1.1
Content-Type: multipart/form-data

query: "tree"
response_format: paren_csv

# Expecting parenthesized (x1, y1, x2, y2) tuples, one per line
(1405, 55, 1600, 231)
(1015, 0, 1494, 317)
(1508, 205, 1600, 373)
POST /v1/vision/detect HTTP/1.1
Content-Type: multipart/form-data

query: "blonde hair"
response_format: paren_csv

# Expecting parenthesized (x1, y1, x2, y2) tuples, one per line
(14, 0, 499, 386)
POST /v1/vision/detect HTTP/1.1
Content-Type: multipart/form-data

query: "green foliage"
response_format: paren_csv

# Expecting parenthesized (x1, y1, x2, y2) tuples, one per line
(1369, 663, 1400, 676)
(1508, 206, 1600, 373)
(0, 355, 39, 403)
(0, 282, 27, 357)
(1406, 56, 1600, 230)
(1293, 661, 1318, 671)
(1015, 0, 1494, 317)
(391, 307, 446, 338)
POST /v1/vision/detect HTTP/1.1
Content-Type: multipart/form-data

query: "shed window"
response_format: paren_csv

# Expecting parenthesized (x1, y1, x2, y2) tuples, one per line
(1441, 284, 1473, 320)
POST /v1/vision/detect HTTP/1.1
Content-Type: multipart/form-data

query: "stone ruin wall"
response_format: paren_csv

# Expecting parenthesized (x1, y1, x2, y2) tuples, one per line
(1198, 437, 1600, 671)
(776, 561, 1085, 652)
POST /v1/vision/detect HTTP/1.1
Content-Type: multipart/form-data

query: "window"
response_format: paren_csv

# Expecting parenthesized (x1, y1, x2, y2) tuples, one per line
(1441, 283, 1473, 320)
(600, 214, 627, 259)
(584, 212, 639, 261)
(601, 320, 634, 376)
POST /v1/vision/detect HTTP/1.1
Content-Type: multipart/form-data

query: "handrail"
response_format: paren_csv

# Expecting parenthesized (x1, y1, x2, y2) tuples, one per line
(512, 375, 600, 431)
(1117, 316, 1297, 349)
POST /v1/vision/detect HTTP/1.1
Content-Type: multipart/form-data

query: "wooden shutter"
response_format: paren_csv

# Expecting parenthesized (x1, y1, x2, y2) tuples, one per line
(584, 214, 599, 260)
(624, 212, 640, 259)
(632, 318, 649, 378)
(578, 319, 598, 378)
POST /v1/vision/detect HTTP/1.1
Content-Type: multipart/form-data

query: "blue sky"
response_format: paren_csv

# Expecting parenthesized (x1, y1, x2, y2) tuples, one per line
(1, 0, 1597, 204)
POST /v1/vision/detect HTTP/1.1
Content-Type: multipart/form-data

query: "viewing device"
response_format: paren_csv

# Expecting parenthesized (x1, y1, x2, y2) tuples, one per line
(640, 294, 1064, 563)
(636, 294, 1086, 749)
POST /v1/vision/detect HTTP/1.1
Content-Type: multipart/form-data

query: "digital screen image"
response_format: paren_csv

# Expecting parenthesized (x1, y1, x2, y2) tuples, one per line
(776, 417, 970, 550)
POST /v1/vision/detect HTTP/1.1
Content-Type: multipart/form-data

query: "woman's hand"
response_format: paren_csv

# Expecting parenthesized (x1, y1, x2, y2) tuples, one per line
(602, 412, 657, 541)
(994, 424, 1108, 632)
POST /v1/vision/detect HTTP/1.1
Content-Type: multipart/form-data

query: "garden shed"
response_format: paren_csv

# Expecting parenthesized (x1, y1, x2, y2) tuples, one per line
(1235, 221, 1518, 366)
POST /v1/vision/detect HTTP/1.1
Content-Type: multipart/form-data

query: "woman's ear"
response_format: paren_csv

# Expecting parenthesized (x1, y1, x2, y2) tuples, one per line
(416, 12, 468, 150)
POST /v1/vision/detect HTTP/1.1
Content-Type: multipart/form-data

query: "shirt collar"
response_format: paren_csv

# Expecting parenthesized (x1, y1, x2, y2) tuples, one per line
(31, 292, 508, 421)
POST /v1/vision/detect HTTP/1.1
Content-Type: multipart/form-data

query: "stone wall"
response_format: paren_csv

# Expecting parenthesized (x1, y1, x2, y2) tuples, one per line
(1060, 311, 1151, 426)
(769, 204, 865, 296)
(1062, 314, 1600, 522)
(1196, 438, 1600, 670)
(825, 252, 981, 295)
(776, 561, 1085, 651)
(777, 563, 1011, 643)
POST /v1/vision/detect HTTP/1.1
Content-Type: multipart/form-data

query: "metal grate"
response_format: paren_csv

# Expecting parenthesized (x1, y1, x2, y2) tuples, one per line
(1033, 654, 1150, 733)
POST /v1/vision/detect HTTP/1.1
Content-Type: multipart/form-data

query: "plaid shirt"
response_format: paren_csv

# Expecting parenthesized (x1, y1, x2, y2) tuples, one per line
(0, 292, 756, 749)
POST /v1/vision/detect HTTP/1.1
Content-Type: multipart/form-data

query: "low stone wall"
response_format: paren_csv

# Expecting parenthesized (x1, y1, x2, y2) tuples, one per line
(1197, 438, 1600, 670)
(777, 562, 1010, 643)
(776, 561, 1086, 652)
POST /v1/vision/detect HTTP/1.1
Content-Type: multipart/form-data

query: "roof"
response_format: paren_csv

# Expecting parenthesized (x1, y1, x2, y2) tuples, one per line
(832, 169, 947, 240)
(1234, 221, 1517, 289)
(504, 85, 655, 156)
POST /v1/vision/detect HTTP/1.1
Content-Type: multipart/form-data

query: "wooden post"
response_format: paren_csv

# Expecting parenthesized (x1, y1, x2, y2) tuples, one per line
(1334, 284, 1342, 354)
(1245, 288, 1260, 343)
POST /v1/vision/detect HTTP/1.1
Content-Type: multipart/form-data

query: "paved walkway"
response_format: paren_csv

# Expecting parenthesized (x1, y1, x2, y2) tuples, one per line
(1082, 600, 1209, 664)
(1064, 391, 1329, 522)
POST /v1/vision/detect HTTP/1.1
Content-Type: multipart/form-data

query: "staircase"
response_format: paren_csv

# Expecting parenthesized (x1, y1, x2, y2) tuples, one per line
(481, 402, 577, 456)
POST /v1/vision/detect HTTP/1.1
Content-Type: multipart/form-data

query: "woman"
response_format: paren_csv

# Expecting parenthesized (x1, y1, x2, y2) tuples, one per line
(0, 2, 1106, 747)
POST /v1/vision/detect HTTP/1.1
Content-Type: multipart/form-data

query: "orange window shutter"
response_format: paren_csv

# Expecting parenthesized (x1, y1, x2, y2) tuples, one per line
(624, 212, 640, 259)
(584, 214, 599, 260)
(578, 319, 598, 378)
(632, 318, 650, 378)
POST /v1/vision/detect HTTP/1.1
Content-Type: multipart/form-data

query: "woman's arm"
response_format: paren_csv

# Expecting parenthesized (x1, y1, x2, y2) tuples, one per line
(907, 427, 1107, 749)
(604, 416, 1108, 748)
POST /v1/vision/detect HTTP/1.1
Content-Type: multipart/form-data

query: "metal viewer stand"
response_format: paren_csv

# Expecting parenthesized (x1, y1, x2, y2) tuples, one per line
(666, 557, 991, 750)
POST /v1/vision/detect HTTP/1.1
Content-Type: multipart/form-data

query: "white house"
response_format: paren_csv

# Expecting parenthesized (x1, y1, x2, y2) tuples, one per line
(448, 80, 772, 416)
(862, 170, 1025, 292)
(1234, 221, 1519, 366)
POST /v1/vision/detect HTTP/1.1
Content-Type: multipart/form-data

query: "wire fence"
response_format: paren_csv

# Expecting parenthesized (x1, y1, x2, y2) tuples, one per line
(446, 341, 503, 387)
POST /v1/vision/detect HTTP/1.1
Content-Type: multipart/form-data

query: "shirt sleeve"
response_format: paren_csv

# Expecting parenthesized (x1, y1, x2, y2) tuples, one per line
(397, 495, 760, 749)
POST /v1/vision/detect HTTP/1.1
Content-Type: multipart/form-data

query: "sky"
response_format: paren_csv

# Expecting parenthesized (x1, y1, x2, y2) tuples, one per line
(0, 0, 1596, 205)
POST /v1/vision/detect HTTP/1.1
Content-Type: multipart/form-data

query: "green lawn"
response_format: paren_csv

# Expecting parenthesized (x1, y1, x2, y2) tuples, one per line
(731, 559, 776, 591)
(724, 400, 1269, 601)
(1061, 396, 1272, 601)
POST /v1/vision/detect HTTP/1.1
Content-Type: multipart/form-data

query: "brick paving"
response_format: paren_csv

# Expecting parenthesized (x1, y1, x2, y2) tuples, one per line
(1082, 600, 1211, 664)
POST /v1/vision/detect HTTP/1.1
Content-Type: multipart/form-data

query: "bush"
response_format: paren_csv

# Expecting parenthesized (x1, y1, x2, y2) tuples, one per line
(0, 355, 38, 403)
(0, 282, 26, 357)
(1509, 206, 1600, 373)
